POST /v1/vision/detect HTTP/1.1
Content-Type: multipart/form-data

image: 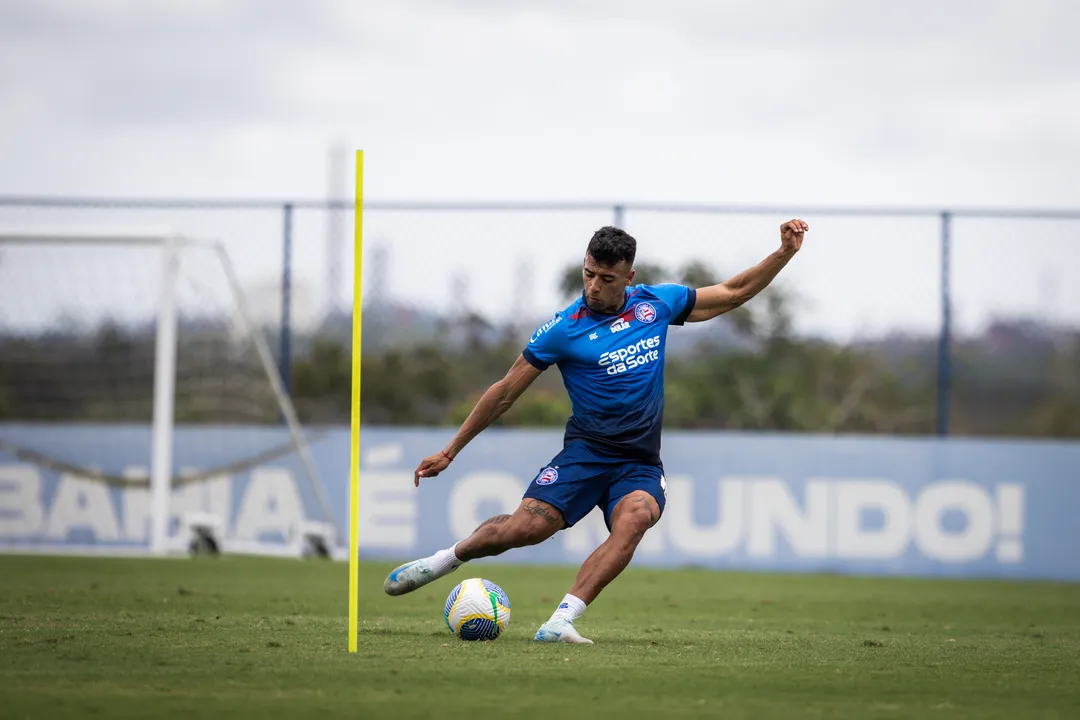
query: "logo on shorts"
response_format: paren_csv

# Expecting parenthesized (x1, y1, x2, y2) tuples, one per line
(635, 302, 657, 324)
(536, 467, 559, 485)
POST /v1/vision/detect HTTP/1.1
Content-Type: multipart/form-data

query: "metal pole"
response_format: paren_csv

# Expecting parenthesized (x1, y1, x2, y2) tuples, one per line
(613, 204, 625, 229)
(281, 203, 294, 396)
(936, 211, 952, 436)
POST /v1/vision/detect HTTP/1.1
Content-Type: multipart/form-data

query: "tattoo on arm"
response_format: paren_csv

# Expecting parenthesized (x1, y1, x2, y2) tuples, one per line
(522, 500, 561, 527)
(472, 514, 511, 533)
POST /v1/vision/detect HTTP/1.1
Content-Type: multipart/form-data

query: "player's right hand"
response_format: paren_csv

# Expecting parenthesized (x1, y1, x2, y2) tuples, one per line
(413, 452, 452, 487)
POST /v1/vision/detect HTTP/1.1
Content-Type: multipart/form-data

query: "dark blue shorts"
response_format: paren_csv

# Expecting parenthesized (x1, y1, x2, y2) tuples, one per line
(521, 442, 667, 529)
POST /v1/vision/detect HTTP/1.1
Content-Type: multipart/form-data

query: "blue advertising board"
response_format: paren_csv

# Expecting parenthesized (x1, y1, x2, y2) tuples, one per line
(1, 424, 1077, 581)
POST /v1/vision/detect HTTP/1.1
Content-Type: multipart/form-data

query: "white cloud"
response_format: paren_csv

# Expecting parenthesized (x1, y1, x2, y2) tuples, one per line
(0, 0, 1078, 335)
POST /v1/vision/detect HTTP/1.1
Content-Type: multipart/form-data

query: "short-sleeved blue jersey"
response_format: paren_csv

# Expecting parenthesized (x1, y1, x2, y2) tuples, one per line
(522, 284, 697, 463)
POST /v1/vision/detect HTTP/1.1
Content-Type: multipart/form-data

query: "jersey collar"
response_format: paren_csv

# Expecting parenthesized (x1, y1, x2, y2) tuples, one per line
(579, 288, 631, 319)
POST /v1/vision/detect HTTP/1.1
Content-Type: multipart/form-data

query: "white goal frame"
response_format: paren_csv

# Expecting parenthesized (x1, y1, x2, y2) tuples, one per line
(0, 228, 338, 555)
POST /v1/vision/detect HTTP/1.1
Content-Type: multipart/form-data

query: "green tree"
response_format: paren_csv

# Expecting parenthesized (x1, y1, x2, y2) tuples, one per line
(290, 337, 351, 423)
(676, 260, 718, 288)
(446, 388, 570, 427)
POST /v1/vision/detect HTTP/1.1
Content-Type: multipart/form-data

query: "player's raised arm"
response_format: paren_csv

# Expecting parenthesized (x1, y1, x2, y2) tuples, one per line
(685, 218, 808, 323)
(413, 354, 543, 486)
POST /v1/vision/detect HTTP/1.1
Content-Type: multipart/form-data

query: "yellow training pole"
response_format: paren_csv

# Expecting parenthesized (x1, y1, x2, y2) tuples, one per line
(348, 150, 364, 653)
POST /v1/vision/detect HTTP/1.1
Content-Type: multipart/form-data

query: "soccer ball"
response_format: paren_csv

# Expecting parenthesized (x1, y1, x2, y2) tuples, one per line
(444, 577, 511, 641)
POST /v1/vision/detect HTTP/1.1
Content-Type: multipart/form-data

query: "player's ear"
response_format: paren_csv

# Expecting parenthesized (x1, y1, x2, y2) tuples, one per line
(626, 268, 636, 285)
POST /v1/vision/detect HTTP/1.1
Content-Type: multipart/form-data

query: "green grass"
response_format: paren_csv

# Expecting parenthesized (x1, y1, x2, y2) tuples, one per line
(1, 555, 1078, 719)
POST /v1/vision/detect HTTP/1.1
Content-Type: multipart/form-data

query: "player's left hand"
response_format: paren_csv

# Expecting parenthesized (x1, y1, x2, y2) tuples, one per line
(413, 452, 452, 487)
(780, 219, 808, 254)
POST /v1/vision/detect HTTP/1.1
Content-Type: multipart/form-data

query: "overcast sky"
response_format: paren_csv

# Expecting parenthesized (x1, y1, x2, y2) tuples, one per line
(1, 0, 1078, 337)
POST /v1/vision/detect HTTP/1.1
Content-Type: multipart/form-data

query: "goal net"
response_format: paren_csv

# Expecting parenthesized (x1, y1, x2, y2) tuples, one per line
(0, 229, 337, 556)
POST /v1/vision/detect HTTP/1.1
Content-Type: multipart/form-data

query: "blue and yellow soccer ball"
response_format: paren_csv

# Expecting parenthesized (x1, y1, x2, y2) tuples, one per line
(444, 578, 511, 641)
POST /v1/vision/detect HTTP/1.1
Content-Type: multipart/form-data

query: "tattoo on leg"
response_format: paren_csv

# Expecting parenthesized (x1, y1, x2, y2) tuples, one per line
(472, 514, 511, 533)
(523, 499, 560, 526)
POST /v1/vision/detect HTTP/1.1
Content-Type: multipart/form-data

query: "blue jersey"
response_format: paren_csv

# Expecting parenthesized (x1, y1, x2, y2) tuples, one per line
(522, 284, 697, 463)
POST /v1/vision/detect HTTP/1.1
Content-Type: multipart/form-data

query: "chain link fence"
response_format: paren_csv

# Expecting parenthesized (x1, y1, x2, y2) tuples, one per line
(2, 196, 1077, 437)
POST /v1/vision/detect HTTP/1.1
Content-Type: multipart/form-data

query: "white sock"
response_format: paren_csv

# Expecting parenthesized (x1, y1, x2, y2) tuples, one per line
(551, 593, 587, 622)
(428, 545, 463, 577)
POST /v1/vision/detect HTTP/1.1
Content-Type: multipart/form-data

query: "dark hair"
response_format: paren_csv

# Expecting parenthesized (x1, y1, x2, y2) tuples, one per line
(586, 226, 636, 268)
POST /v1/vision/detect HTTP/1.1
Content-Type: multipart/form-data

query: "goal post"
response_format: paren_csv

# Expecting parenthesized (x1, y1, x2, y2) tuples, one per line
(150, 233, 178, 555)
(0, 228, 338, 555)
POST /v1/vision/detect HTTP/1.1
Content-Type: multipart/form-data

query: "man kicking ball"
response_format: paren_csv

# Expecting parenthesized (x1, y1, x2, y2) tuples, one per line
(384, 219, 809, 643)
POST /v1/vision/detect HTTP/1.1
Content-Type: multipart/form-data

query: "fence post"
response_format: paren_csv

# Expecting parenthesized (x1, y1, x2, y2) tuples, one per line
(936, 210, 952, 436)
(281, 202, 294, 397)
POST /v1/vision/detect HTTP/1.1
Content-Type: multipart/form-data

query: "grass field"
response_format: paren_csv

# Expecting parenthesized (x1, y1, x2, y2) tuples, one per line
(1, 555, 1078, 719)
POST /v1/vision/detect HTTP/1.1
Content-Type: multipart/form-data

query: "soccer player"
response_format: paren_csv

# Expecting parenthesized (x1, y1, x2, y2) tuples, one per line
(384, 219, 809, 643)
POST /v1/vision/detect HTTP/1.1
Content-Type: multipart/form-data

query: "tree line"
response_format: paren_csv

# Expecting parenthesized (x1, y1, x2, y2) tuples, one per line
(2, 258, 1077, 438)
(294, 260, 1079, 438)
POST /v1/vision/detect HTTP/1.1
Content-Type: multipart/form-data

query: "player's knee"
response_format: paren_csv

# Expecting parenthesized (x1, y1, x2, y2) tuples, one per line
(617, 508, 652, 538)
(612, 491, 660, 537)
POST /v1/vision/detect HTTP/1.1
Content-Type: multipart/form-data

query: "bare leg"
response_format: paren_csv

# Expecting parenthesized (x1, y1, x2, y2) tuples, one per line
(568, 491, 659, 604)
(472, 513, 511, 532)
(533, 490, 660, 643)
(384, 498, 564, 596)
(455, 499, 564, 561)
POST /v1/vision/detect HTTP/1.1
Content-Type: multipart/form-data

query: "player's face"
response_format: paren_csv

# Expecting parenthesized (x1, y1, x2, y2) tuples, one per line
(582, 255, 634, 314)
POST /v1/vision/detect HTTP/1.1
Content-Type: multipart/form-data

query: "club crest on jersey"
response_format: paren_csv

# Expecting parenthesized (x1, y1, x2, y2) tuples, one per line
(610, 318, 631, 334)
(536, 467, 559, 485)
(634, 302, 657, 324)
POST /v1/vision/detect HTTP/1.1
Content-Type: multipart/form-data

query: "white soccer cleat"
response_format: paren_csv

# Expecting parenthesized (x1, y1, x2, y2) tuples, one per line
(533, 617, 594, 645)
(383, 559, 435, 596)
